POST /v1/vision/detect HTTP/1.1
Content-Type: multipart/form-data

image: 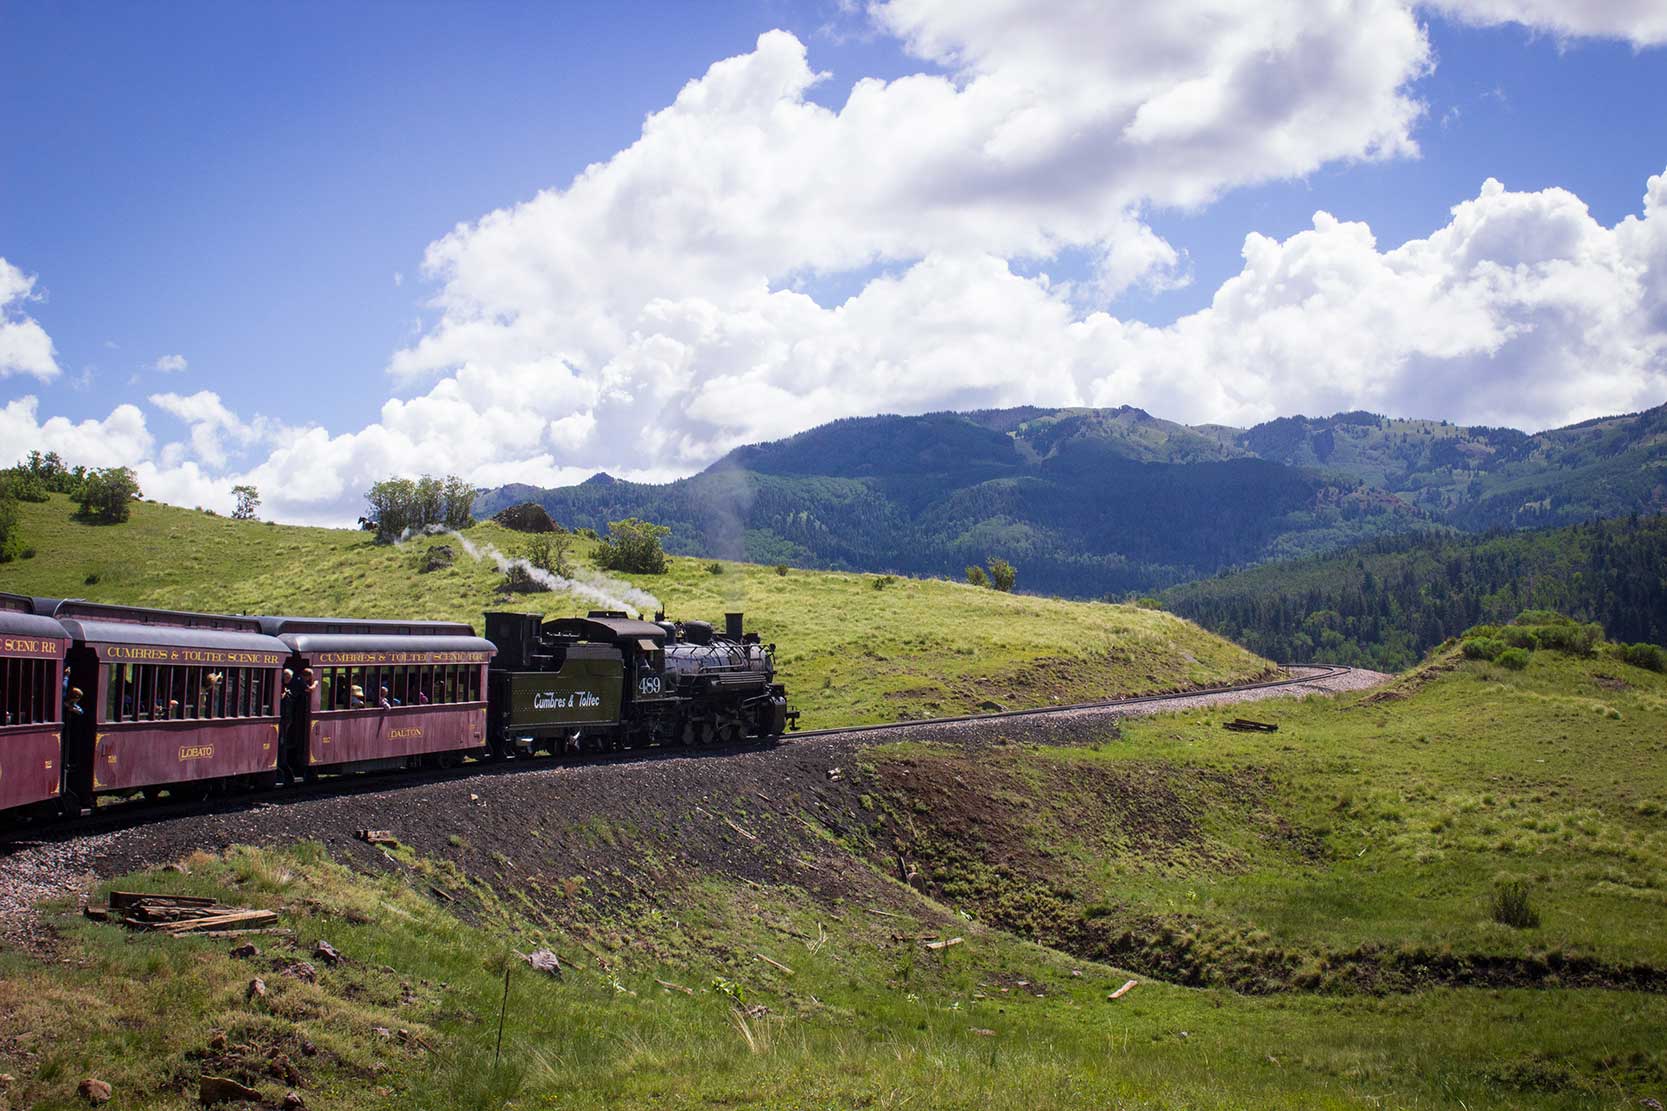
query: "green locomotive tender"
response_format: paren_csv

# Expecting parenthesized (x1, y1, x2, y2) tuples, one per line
(485, 610, 794, 755)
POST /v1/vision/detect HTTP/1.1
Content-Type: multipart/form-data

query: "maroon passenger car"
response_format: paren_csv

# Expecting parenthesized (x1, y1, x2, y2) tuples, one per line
(54, 601, 288, 803)
(0, 593, 68, 817)
(259, 617, 495, 774)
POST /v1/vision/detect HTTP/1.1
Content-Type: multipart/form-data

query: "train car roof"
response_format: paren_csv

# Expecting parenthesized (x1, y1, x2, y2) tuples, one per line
(276, 632, 497, 657)
(50, 599, 265, 634)
(543, 616, 666, 645)
(0, 591, 70, 641)
(54, 619, 289, 657)
(256, 615, 478, 637)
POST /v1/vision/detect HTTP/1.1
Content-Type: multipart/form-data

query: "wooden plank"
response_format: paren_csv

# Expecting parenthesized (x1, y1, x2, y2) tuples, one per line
(110, 891, 218, 910)
(755, 952, 795, 976)
(924, 937, 964, 951)
(159, 910, 278, 934)
(1108, 979, 1138, 1000)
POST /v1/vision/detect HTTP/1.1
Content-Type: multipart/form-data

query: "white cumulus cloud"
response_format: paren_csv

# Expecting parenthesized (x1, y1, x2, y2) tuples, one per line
(1430, 0, 1667, 45)
(153, 353, 188, 373)
(8, 2, 1667, 525)
(0, 258, 62, 382)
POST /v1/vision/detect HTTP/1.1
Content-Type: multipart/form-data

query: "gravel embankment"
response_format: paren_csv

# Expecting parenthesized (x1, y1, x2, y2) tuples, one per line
(0, 666, 1387, 952)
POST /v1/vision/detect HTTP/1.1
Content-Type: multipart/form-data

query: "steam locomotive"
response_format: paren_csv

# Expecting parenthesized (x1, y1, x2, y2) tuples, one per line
(486, 610, 795, 755)
(0, 594, 794, 822)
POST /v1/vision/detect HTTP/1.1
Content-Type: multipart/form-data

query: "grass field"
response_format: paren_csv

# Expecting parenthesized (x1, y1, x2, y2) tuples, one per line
(0, 495, 1272, 726)
(0, 644, 1662, 1108)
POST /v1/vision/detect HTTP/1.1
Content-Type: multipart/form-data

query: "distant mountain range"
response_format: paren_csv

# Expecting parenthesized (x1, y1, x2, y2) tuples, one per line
(476, 402, 1667, 597)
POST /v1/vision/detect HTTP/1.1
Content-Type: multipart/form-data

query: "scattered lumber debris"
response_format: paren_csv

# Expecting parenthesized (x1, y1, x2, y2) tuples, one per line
(1108, 979, 1139, 1000)
(355, 829, 399, 846)
(756, 952, 795, 975)
(723, 817, 758, 841)
(925, 937, 964, 951)
(655, 978, 695, 996)
(84, 892, 277, 935)
(1223, 718, 1278, 733)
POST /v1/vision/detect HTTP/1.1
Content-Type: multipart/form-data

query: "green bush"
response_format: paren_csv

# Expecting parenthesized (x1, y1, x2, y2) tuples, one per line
(988, 557, 1017, 593)
(1531, 621, 1601, 656)
(1620, 642, 1667, 673)
(774, 563, 789, 576)
(593, 517, 670, 574)
(1490, 879, 1540, 929)
(76, 466, 141, 524)
(1496, 647, 1531, 671)
(872, 575, 897, 590)
(1462, 636, 1505, 661)
(1500, 627, 1539, 650)
(705, 561, 724, 575)
(965, 565, 988, 588)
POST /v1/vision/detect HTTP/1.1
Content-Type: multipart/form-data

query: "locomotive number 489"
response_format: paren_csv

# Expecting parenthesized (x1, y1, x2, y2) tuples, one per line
(638, 674, 662, 696)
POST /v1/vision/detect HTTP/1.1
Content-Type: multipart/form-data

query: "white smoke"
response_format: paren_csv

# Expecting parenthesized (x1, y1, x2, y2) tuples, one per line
(422, 527, 662, 618)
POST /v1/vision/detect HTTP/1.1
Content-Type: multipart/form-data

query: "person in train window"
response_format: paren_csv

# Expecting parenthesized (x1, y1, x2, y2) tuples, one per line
(66, 687, 85, 716)
(349, 684, 366, 709)
(379, 684, 398, 708)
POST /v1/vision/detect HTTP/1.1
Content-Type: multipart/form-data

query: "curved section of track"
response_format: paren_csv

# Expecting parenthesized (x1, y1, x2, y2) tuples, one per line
(786, 664, 1352, 742)
(1, 665, 1359, 853)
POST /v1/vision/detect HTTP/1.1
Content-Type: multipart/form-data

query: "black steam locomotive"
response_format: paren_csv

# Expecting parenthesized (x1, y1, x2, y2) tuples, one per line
(485, 610, 795, 756)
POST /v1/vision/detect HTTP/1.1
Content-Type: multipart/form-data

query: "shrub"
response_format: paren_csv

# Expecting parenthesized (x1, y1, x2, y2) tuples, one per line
(500, 564, 551, 593)
(1462, 636, 1505, 661)
(774, 563, 788, 576)
(1496, 647, 1531, 671)
(965, 565, 989, 588)
(83, 572, 100, 585)
(594, 517, 670, 574)
(1532, 621, 1601, 656)
(872, 575, 897, 590)
(1460, 624, 1501, 640)
(1621, 642, 1667, 673)
(987, 557, 1017, 593)
(1500, 627, 1539, 650)
(525, 533, 573, 577)
(705, 561, 724, 575)
(76, 466, 141, 524)
(1490, 879, 1540, 929)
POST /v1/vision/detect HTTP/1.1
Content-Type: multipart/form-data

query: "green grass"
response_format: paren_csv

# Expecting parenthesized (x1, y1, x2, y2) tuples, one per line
(864, 646, 1667, 986)
(0, 495, 1272, 727)
(4, 839, 1663, 1110)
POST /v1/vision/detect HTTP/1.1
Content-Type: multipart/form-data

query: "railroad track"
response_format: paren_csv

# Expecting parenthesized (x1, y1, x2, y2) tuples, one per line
(0, 664, 1355, 853)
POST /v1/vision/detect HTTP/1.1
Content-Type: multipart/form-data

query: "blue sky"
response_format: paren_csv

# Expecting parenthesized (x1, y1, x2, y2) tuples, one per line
(2, 1, 1666, 521)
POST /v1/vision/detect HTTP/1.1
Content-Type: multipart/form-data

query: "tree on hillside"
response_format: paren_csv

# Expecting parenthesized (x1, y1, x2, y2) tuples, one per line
(987, 557, 1017, 592)
(231, 484, 261, 521)
(965, 564, 989, 587)
(594, 517, 670, 574)
(525, 531, 574, 578)
(363, 474, 479, 542)
(441, 475, 477, 529)
(76, 466, 141, 524)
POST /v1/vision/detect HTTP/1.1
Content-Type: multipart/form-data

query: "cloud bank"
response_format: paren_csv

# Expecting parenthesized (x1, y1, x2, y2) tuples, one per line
(4, 1, 1666, 523)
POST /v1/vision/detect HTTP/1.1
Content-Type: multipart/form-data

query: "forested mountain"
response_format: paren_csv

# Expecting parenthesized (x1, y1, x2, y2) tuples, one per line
(477, 402, 1667, 597)
(1159, 516, 1667, 671)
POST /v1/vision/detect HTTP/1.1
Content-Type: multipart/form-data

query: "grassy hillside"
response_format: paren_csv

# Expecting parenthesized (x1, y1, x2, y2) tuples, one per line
(3, 631, 1664, 1108)
(0, 494, 1272, 727)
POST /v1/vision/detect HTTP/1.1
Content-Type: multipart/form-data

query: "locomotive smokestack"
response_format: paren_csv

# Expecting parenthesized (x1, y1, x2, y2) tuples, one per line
(724, 612, 744, 639)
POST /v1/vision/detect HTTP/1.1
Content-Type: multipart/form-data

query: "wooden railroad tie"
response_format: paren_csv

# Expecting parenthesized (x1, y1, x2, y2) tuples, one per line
(1223, 718, 1279, 733)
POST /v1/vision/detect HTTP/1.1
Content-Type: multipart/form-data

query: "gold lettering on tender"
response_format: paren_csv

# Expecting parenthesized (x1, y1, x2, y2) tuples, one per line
(179, 745, 214, 761)
(387, 727, 424, 740)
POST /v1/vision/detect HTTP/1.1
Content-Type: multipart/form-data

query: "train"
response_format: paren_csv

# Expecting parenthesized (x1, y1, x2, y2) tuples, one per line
(0, 592, 794, 823)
